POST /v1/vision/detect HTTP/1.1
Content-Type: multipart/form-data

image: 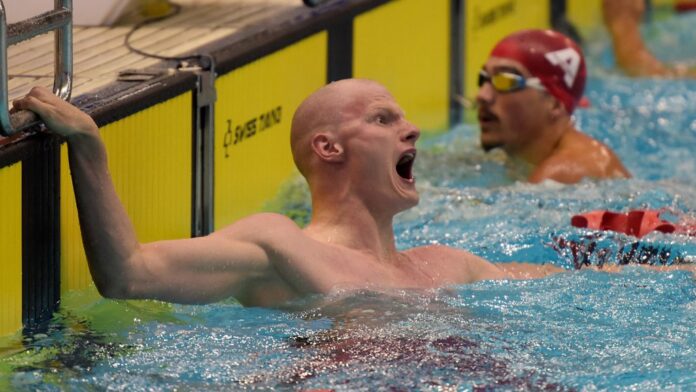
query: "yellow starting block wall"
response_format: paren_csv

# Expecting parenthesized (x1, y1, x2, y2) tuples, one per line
(566, 0, 602, 33)
(0, 163, 22, 336)
(60, 93, 194, 293)
(353, 0, 451, 132)
(214, 32, 327, 228)
(464, 0, 551, 100)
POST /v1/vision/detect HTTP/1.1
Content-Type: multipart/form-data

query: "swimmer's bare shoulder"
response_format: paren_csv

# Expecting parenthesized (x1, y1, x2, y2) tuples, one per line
(529, 131, 630, 183)
(136, 211, 374, 307)
(122, 212, 303, 306)
(216, 212, 303, 247)
(215, 213, 388, 304)
(407, 245, 564, 282)
(405, 245, 509, 282)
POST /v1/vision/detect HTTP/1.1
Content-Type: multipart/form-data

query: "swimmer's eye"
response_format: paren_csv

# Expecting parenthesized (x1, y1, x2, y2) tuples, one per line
(373, 113, 391, 125)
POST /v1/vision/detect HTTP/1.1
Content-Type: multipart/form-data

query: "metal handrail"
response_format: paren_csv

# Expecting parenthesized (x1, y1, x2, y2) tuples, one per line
(0, 0, 72, 136)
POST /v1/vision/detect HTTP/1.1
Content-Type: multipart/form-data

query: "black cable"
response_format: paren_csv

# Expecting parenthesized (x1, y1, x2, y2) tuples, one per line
(123, 1, 213, 69)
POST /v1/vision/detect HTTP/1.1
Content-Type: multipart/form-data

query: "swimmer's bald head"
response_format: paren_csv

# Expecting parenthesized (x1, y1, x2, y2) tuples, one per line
(290, 79, 385, 177)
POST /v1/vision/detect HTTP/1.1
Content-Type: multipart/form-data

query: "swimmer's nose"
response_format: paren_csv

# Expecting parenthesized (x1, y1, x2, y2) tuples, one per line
(402, 123, 420, 144)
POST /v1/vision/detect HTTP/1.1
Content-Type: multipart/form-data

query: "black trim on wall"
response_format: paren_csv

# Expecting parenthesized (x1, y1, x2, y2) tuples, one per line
(551, 0, 567, 25)
(209, 0, 390, 76)
(74, 72, 199, 128)
(0, 137, 35, 168)
(450, 0, 464, 126)
(0, 71, 198, 165)
(191, 94, 201, 238)
(21, 134, 61, 332)
(327, 17, 353, 83)
(550, 0, 582, 45)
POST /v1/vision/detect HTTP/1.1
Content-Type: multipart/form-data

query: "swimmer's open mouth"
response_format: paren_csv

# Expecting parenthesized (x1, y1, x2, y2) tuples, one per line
(396, 151, 416, 181)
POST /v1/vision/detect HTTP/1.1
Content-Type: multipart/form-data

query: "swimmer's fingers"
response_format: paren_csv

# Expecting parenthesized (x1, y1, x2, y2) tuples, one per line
(12, 86, 57, 111)
(12, 87, 98, 138)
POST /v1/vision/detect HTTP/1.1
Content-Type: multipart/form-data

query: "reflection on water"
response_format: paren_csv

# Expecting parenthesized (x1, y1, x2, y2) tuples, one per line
(4, 272, 694, 390)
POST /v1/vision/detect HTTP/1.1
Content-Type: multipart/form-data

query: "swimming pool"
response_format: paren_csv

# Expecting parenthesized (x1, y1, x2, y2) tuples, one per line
(2, 12, 696, 392)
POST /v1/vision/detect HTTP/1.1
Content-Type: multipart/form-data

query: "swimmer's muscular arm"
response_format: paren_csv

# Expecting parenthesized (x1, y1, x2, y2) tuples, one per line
(602, 0, 671, 77)
(423, 246, 563, 281)
(14, 87, 297, 305)
(602, 0, 696, 78)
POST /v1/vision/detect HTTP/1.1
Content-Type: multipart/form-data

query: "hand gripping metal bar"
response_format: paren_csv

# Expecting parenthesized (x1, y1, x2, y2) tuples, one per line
(0, 0, 72, 136)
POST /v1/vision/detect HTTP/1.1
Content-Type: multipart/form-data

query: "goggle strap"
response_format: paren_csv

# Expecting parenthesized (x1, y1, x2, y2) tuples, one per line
(478, 69, 546, 92)
(525, 77, 546, 91)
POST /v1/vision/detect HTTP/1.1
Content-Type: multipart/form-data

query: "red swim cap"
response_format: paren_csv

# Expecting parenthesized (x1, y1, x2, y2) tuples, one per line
(490, 29, 587, 114)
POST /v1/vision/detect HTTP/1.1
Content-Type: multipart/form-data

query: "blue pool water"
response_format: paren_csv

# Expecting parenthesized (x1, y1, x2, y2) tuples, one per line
(2, 12, 696, 392)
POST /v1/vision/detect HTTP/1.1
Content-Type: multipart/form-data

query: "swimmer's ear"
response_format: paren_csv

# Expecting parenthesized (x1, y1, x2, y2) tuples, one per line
(311, 133, 345, 163)
(548, 96, 566, 120)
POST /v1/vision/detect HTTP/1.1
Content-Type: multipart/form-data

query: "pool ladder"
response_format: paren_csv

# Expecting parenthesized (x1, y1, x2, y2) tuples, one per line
(0, 0, 72, 136)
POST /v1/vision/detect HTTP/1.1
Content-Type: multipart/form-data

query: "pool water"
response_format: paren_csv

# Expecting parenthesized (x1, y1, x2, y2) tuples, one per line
(3, 12, 696, 392)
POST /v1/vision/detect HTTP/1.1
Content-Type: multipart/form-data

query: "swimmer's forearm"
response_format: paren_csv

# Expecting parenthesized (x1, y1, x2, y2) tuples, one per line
(603, 8, 673, 78)
(496, 262, 565, 280)
(67, 131, 142, 297)
(12, 87, 143, 296)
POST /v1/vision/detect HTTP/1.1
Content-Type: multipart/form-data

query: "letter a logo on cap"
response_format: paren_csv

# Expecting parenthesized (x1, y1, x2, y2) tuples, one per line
(544, 48, 580, 88)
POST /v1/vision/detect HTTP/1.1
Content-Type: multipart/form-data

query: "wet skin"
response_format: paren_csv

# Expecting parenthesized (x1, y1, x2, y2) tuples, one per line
(476, 57, 630, 184)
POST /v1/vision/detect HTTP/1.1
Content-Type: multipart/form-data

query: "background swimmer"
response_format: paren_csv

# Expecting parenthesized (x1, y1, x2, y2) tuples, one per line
(603, 0, 696, 78)
(476, 29, 630, 184)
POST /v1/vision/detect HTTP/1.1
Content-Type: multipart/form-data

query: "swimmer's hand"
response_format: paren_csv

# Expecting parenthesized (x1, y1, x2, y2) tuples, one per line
(12, 86, 98, 139)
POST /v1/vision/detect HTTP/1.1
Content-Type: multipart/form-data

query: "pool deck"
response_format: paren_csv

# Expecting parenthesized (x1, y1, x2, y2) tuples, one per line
(7, 0, 302, 102)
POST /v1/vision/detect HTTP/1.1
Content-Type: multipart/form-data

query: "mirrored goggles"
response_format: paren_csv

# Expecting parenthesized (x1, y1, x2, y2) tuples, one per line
(478, 69, 545, 93)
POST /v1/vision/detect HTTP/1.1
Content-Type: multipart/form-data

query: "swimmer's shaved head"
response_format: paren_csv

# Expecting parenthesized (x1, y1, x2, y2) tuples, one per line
(290, 79, 384, 177)
(290, 78, 420, 219)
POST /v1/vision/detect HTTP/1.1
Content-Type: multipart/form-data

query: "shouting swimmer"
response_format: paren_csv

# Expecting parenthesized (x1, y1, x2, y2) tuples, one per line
(13, 80, 692, 306)
(13, 80, 563, 306)
(476, 29, 631, 184)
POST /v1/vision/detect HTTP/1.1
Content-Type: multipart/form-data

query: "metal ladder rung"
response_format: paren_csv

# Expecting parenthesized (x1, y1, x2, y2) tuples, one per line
(8, 8, 71, 45)
(0, 0, 72, 137)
